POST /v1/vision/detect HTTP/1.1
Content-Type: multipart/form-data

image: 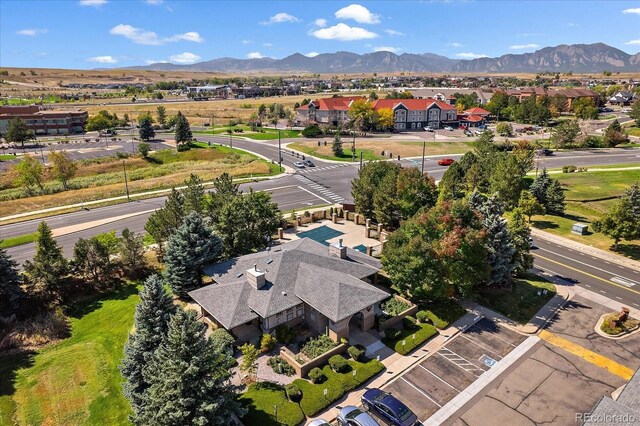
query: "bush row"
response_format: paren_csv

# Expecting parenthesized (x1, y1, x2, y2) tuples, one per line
(383, 320, 438, 355)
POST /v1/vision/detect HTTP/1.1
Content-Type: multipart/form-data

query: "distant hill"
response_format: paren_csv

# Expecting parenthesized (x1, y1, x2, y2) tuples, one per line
(126, 43, 639, 73)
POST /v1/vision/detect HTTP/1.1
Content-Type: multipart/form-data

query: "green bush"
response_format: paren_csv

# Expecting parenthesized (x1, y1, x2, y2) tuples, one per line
(329, 355, 349, 373)
(301, 124, 322, 138)
(176, 143, 191, 152)
(240, 382, 305, 426)
(415, 310, 429, 323)
(295, 359, 384, 417)
(382, 323, 438, 355)
(562, 165, 577, 173)
(267, 356, 295, 376)
(308, 367, 325, 383)
(402, 316, 417, 330)
(260, 333, 276, 353)
(301, 334, 337, 359)
(210, 328, 235, 356)
(285, 383, 301, 401)
(274, 324, 296, 344)
(385, 328, 402, 340)
(381, 297, 411, 316)
(348, 345, 365, 361)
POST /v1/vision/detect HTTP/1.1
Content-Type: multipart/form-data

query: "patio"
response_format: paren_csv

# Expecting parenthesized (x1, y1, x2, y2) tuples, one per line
(283, 219, 382, 253)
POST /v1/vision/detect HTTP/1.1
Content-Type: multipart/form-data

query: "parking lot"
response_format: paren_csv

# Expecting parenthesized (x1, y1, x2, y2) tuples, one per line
(381, 319, 526, 422)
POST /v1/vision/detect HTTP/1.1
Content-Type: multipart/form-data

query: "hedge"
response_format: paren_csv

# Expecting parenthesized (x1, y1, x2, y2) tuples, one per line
(383, 323, 438, 355)
(418, 299, 467, 329)
(294, 358, 385, 417)
(240, 382, 305, 426)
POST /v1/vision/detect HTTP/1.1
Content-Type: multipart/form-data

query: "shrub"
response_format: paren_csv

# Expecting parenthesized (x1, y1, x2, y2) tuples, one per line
(329, 355, 349, 373)
(260, 333, 276, 353)
(384, 323, 438, 355)
(209, 328, 235, 356)
(562, 165, 577, 173)
(302, 124, 322, 138)
(176, 143, 191, 152)
(116, 151, 129, 159)
(402, 316, 417, 330)
(419, 299, 467, 329)
(415, 310, 429, 323)
(138, 142, 151, 158)
(285, 383, 301, 401)
(308, 367, 325, 383)
(385, 328, 402, 340)
(348, 345, 365, 361)
(300, 334, 337, 359)
(275, 324, 296, 344)
(581, 135, 603, 148)
(381, 297, 411, 316)
(267, 356, 295, 376)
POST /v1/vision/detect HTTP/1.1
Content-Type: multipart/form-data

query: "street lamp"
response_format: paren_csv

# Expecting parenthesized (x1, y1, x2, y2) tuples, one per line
(352, 129, 356, 162)
(421, 140, 426, 174)
(122, 160, 130, 202)
(278, 129, 282, 172)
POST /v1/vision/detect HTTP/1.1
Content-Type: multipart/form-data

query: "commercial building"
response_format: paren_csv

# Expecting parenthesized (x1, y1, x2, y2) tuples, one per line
(0, 105, 87, 136)
(505, 88, 600, 111)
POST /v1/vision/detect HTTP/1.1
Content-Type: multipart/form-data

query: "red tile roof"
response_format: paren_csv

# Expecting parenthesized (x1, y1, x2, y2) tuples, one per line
(371, 98, 456, 111)
(317, 96, 365, 111)
(459, 114, 484, 122)
(296, 104, 310, 110)
(463, 107, 490, 116)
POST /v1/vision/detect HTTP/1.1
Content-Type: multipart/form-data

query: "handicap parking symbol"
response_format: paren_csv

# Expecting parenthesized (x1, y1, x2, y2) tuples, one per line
(483, 357, 497, 367)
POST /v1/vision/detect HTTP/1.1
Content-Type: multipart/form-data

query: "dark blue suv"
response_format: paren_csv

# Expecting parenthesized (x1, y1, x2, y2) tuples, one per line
(361, 388, 419, 426)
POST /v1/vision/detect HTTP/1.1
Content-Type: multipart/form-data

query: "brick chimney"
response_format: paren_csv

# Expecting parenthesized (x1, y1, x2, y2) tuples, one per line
(247, 264, 266, 289)
(329, 238, 347, 259)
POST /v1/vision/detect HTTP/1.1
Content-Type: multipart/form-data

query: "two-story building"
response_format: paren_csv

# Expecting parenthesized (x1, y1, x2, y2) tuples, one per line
(0, 105, 88, 136)
(296, 96, 365, 127)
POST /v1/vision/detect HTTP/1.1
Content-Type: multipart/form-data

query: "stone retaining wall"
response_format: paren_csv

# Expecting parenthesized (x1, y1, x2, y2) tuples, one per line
(280, 343, 347, 378)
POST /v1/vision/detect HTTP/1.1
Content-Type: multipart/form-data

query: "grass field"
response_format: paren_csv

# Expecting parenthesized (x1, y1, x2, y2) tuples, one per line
(531, 168, 640, 259)
(0, 145, 278, 218)
(193, 125, 300, 140)
(0, 155, 17, 161)
(0, 284, 139, 426)
(0, 233, 37, 249)
(625, 127, 640, 137)
(289, 140, 476, 161)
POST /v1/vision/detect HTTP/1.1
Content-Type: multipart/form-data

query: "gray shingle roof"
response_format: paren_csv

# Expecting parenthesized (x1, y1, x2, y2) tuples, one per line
(617, 368, 640, 411)
(583, 368, 640, 425)
(190, 238, 386, 329)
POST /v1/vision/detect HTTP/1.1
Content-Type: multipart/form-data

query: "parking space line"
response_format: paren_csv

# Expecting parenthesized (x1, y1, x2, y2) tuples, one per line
(468, 325, 518, 347)
(459, 334, 503, 359)
(437, 348, 483, 375)
(419, 365, 460, 392)
(400, 377, 442, 408)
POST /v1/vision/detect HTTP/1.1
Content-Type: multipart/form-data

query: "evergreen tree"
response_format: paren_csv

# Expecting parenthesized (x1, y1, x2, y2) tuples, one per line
(174, 112, 192, 146)
(72, 236, 117, 289)
(529, 168, 551, 206)
(546, 180, 565, 215)
(508, 209, 534, 275)
(489, 155, 525, 210)
(182, 174, 206, 215)
(602, 119, 629, 147)
(469, 192, 516, 286)
(156, 105, 167, 128)
(119, 228, 147, 279)
(23, 221, 69, 306)
(332, 130, 343, 157)
(140, 309, 245, 425)
(164, 213, 221, 296)
(0, 245, 23, 316)
(206, 172, 240, 221)
(145, 188, 185, 253)
(138, 114, 156, 141)
(120, 275, 175, 424)
(624, 182, 640, 218)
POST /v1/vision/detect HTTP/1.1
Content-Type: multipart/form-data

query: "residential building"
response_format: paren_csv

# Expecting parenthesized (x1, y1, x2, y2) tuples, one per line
(0, 105, 87, 136)
(505, 87, 600, 110)
(410, 88, 494, 105)
(296, 96, 365, 127)
(189, 238, 390, 343)
(608, 91, 635, 106)
(459, 106, 491, 128)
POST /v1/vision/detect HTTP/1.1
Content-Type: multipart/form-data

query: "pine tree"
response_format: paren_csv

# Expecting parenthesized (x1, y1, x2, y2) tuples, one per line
(119, 228, 147, 279)
(120, 274, 175, 424)
(164, 213, 221, 296)
(624, 182, 640, 218)
(145, 188, 185, 252)
(332, 131, 343, 157)
(0, 245, 23, 316)
(545, 180, 565, 215)
(206, 172, 240, 221)
(138, 114, 156, 141)
(174, 112, 192, 146)
(508, 209, 534, 275)
(23, 221, 69, 306)
(140, 309, 245, 425)
(469, 192, 516, 286)
(529, 168, 551, 206)
(182, 174, 205, 215)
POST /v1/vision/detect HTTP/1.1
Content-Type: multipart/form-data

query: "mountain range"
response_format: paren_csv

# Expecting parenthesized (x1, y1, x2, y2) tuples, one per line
(127, 43, 640, 74)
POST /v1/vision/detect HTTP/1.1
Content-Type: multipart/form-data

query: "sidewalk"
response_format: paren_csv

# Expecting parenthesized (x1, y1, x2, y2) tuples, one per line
(531, 227, 640, 271)
(307, 311, 483, 423)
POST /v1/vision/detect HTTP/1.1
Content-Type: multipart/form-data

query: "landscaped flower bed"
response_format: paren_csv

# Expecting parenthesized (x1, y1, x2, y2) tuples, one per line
(382, 318, 438, 355)
(300, 334, 337, 359)
(239, 382, 305, 426)
(600, 313, 639, 336)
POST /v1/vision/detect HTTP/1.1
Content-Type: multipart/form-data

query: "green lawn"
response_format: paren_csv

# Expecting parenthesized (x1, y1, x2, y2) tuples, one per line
(417, 299, 468, 329)
(0, 285, 139, 426)
(0, 233, 37, 249)
(555, 169, 640, 202)
(288, 143, 380, 162)
(239, 382, 304, 426)
(194, 126, 300, 140)
(0, 154, 17, 161)
(475, 274, 556, 324)
(625, 126, 640, 137)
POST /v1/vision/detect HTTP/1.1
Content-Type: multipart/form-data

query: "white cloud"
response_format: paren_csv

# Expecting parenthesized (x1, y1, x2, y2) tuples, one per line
(17, 28, 48, 36)
(261, 12, 300, 25)
(145, 0, 163, 4)
(168, 52, 201, 64)
(306, 52, 320, 57)
(510, 43, 539, 49)
(384, 29, 404, 36)
(109, 24, 203, 45)
(145, 59, 168, 64)
(314, 18, 327, 28)
(622, 7, 640, 14)
(625, 39, 640, 45)
(335, 4, 380, 24)
(87, 55, 117, 64)
(242, 39, 251, 44)
(311, 23, 378, 41)
(447, 42, 462, 47)
(455, 52, 488, 59)
(247, 52, 265, 59)
(79, 0, 107, 6)
(374, 46, 401, 53)
(263, 42, 273, 47)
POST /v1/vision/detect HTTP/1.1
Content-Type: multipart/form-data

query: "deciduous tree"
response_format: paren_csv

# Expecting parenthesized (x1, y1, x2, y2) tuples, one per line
(348, 99, 375, 134)
(15, 155, 44, 194)
(551, 119, 581, 149)
(602, 119, 629, 147)
(4, 117, 34, 148)
(72, 235, 117, 289)
(156, 105, 167, 127)
(376, 107, 394, 131)
(119, 228, 147, 279)
(517, 190, 545, 221)
(629, 99, 640, 127)
(593, 198, 638, 251)
(48, 150, 77, 190)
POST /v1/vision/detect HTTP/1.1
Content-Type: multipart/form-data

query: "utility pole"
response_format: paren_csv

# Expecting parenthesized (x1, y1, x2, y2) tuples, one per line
(278, 129, 282, 172)
(360, 151, 363, 170)
(228, 126, 232, 149)
(122, 160, 130, 201)
(352, 129, 356, 161)
(421, 140, 426, 174)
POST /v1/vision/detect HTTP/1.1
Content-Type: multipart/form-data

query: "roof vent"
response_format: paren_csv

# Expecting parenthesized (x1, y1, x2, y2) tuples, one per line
(235, 272, 243, 278)
(281, 291, 287, 296)
(266, 258, 273, 265)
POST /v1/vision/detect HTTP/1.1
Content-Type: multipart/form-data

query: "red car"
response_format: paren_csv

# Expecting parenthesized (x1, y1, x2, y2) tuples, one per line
(437, 158, 455, 166)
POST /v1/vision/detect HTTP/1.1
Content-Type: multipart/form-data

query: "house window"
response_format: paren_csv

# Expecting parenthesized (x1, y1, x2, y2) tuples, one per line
(276, 311, 284, 324)
(286, 307, 294, 321)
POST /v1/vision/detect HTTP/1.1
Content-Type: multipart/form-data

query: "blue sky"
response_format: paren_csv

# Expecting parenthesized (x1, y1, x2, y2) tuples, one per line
(1, 0, 640, 69)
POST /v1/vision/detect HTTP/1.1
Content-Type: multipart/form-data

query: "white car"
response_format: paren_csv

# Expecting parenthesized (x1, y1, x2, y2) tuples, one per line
(424, 126, 434, 132)
(443, 126, 454, 131)
(293, 161, 305, 168)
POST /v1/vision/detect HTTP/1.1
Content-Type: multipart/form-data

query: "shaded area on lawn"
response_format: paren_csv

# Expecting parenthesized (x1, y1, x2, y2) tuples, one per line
(0, 351, 35, 425)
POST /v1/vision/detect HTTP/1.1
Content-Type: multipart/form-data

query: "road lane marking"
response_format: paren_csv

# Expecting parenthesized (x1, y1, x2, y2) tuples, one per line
(419, 365, 460, 391)
(539, 330, 634, 380)
(295, 185, 332, 204)
(400, 377, 442, 407)
(611, 277, 638, 287)
(534, 253, 640, 295)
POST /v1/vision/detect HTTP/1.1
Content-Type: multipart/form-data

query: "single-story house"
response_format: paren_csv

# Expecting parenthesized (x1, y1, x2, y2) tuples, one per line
(458, 107, 490, 127)
(609, 91, 635, 106)
(189, 238, 390, 342)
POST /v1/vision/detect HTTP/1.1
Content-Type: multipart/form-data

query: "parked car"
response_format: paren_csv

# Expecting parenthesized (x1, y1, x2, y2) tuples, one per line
(308, 419, 332, 426)
(621, 108, 631, 113)
(362, 389, 419, 426)
(536, 148, 553, 156)
(437, 158, 455, 166)
(423, 126, 434, 132)
(303, 160, 316, 167)
(463, 130, 473, 136)
(337, 406, 380, 426)
(474, 129, 485, 136)
(529, 237, 535, 248)
(293, 161, 306, 168)
(443, 126, 454, 131)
